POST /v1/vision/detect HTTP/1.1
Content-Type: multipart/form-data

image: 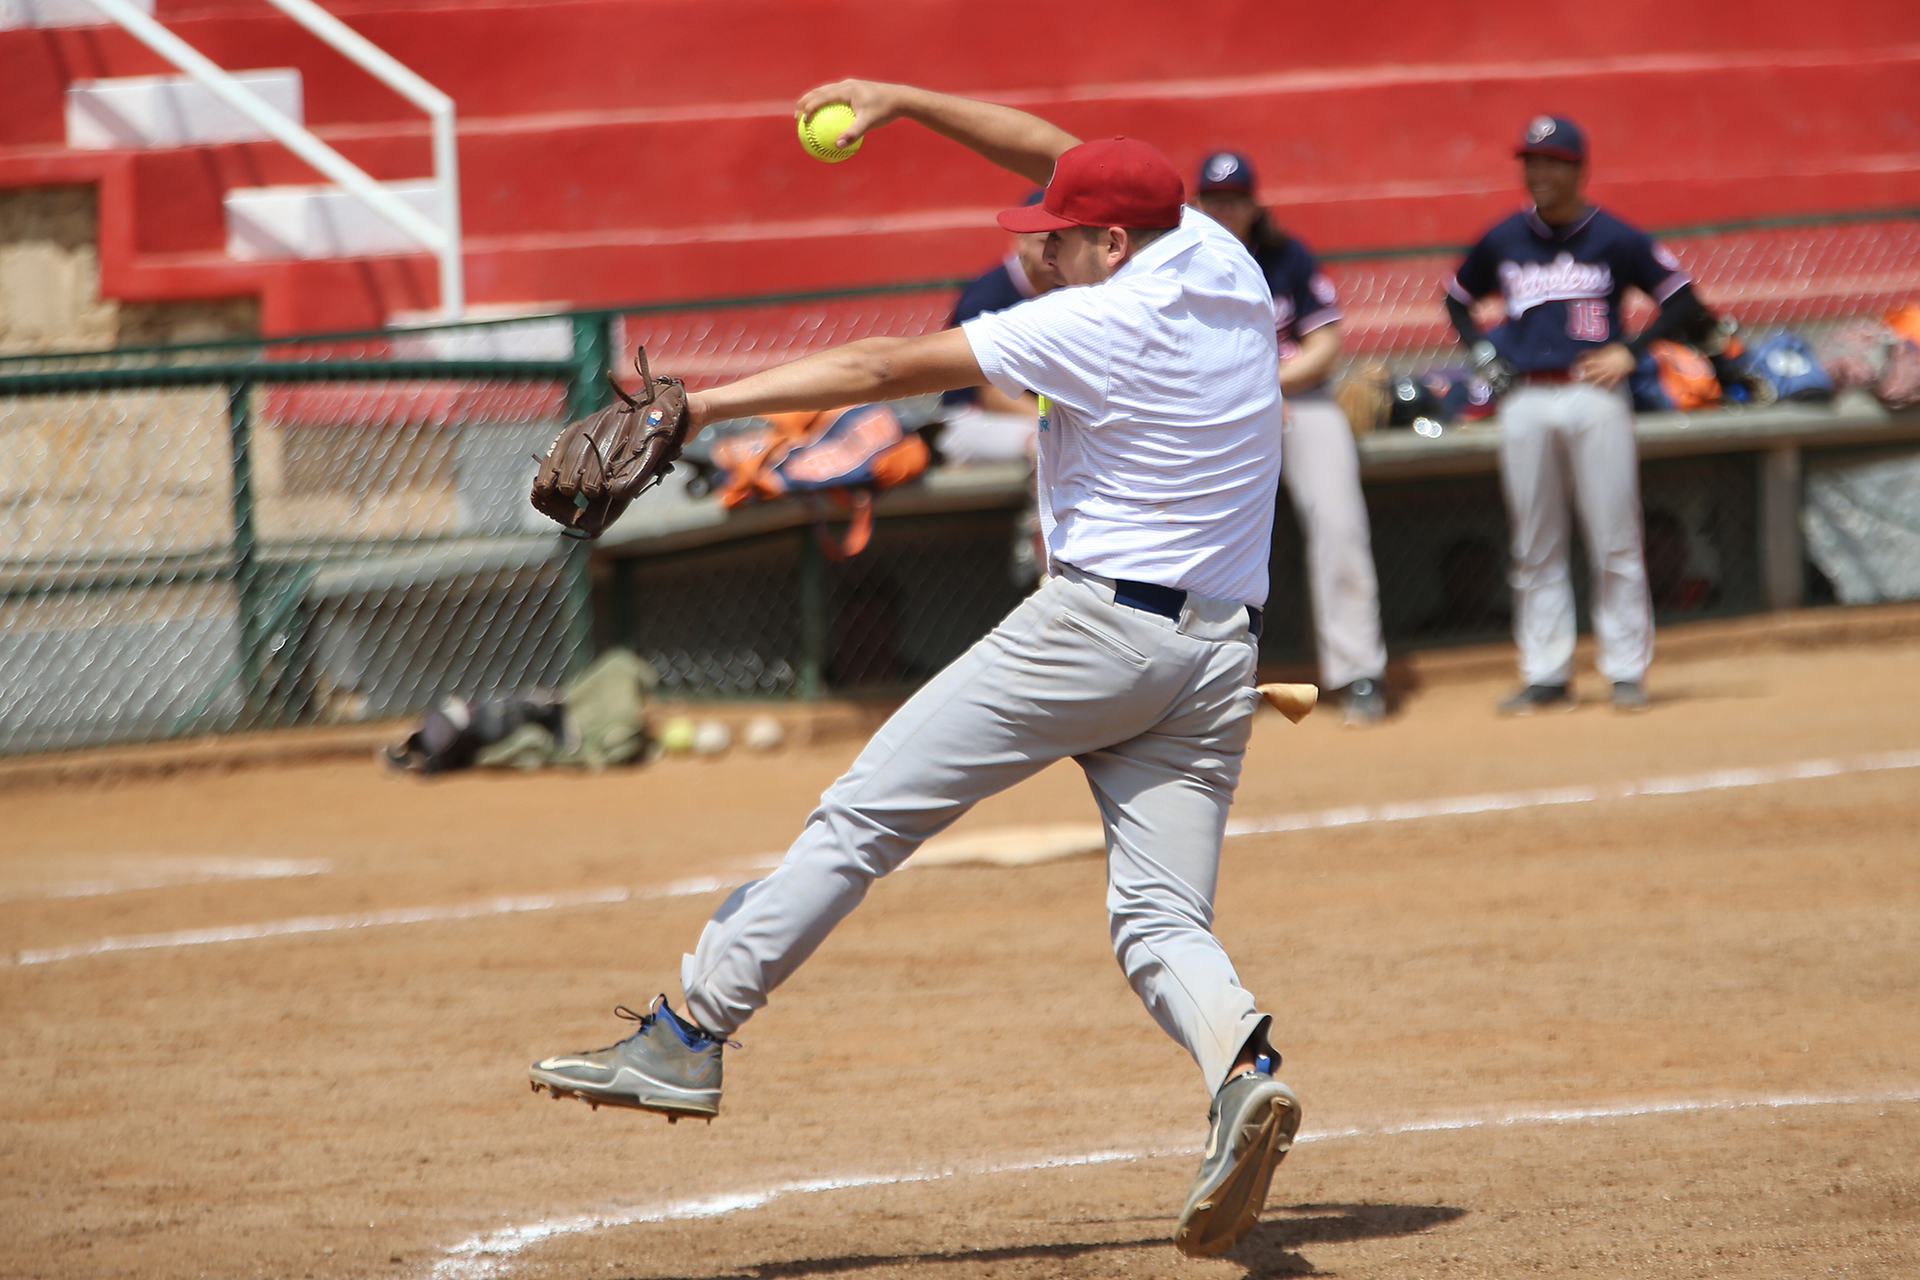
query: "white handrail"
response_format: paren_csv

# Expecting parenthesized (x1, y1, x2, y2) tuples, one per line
(81, 0, 464, 318)
(253, 0, 463, 318)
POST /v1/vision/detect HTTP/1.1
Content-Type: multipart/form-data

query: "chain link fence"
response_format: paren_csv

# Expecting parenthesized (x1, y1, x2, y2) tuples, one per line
(1, 346, 583, 753)
(1266, 452, 1767, 668)
(4, 213, 1918, 754)
(1324, 209, 1920, 356)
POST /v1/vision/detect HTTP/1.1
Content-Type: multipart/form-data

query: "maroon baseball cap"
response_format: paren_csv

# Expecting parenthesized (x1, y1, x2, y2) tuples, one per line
(998, 137, 1185, 233)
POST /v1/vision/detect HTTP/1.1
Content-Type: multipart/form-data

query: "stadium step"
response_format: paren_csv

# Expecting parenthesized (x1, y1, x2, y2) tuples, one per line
(65, 68, 303, 150)
(0, 0, 151, 29)
(2, 0, 1919, 334)
(225, 179, 440, 260)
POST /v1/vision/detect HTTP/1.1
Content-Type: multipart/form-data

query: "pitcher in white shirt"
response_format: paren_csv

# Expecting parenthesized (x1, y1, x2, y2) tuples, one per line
(528, 80, 1299, 1259)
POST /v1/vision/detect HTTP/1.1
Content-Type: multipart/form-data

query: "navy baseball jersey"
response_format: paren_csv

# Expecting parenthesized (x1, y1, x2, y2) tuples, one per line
(1447, 207, 1688, 372)
(1253, 233, 1342, 373)
(944, 254, 1042, 405)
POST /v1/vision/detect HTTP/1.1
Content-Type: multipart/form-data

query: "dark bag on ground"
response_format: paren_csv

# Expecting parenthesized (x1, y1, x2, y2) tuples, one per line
(384, 649, 656, 775)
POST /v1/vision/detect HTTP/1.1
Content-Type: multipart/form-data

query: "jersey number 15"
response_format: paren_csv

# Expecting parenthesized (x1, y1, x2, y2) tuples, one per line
(1567, 299, 1609, 342)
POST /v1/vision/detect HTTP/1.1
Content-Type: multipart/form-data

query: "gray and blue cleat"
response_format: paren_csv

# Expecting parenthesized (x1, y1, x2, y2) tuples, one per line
(529, 996, 725, 1122)
(1174, 1063, 1302, 1257)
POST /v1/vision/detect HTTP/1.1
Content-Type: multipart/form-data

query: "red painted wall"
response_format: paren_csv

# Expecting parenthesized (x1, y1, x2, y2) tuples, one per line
(2, 0, 1916, 330)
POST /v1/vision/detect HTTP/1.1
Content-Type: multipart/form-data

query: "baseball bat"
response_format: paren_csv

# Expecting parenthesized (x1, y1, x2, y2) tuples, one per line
(1256, 682, 1318, 724)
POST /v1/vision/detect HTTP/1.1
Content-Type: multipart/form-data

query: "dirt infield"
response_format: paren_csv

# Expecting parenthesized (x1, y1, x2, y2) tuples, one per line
(5, 636, 1919, 1280)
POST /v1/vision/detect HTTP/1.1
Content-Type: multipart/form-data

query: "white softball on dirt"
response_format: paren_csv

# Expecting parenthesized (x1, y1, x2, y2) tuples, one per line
(691, 719, 732, 756)
(743, 714, 785, 752)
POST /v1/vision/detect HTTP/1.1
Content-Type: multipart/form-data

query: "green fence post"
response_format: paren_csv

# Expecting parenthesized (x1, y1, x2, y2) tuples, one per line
(567, 312, 614, 420)
(226, 379, 265, 723)
(797, 529, 825, 700)
(562, 312, 616, 676)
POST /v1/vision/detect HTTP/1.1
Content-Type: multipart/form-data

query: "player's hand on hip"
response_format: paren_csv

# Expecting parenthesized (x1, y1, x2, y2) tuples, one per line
(1574, 343, 1635, 390)
(796, 80, 903, 148)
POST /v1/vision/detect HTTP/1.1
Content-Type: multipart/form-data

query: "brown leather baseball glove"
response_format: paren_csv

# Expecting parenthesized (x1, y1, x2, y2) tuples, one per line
(531, 348, 689, 539)
(1333, 362, 1391, 436)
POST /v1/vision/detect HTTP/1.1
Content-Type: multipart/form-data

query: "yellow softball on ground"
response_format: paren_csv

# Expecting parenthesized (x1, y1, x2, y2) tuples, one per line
(657, 716, 696, 755)
(798, 103, 862, 163)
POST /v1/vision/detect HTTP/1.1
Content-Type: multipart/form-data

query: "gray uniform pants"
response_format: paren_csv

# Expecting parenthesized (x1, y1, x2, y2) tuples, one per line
(680, 564, 1271, 1094)
(1499, 381, 1654, 686)
(1283, 393, 1388, 690)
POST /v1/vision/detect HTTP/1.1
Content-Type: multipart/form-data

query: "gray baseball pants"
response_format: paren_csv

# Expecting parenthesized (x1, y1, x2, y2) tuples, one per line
(1499, 381, 1654, 686)
(680, 563, 1272, 1094)
(1283, 393, 1387, 690)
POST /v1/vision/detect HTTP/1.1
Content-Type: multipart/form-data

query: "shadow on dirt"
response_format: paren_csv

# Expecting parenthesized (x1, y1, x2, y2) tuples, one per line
(607, 1201, 1467, 1280)
(1227, 1202, 1470, 1276)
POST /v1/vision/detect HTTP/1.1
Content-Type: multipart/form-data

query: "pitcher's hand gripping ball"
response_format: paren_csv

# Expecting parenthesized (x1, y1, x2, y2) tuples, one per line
(531, 347, 689, 539)
(798, 102, 862, 162)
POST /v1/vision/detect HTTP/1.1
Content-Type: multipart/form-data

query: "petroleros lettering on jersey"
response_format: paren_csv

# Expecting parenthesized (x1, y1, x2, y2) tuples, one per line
(1497, 253, 1614, 317)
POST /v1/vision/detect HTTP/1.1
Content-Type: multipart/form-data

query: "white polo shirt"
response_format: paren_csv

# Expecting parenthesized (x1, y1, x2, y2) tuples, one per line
(962, 206, 1283, 606)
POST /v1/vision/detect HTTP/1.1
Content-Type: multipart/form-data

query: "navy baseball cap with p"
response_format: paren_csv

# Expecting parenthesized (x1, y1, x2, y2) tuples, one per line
(998, 137, 1185, 233)
(1196, 150, 1257, 193)
(1516, 115, 1586, 162)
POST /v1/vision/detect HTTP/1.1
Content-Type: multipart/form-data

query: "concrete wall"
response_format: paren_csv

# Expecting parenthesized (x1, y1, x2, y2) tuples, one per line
(0, 186, 256, 353)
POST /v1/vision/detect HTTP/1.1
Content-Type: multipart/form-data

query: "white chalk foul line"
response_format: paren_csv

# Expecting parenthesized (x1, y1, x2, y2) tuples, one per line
(432, 1085, 1920, 1280)
(13, 747, 1916, 968)
(433, 1146, 1172, 1280)
(8, 877, 738, 968)
(1223, 748, 1920, 839)
(0, 858, 332, 904)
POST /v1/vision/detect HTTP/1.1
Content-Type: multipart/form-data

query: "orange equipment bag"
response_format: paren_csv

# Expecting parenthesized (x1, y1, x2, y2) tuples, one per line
(711, 404, 929, 560)
(1648, 339, 1722, 411)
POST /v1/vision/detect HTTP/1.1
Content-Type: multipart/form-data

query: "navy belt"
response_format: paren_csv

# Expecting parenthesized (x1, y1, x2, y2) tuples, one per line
(1112, 578, 1263, 640)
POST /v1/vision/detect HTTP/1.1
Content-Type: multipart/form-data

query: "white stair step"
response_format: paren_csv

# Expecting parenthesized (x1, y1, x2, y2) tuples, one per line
(225, 180, 441, 260)
(0, 0, 151, 30)
(66, 69, 303, 149)
(387, 307, 577, 360)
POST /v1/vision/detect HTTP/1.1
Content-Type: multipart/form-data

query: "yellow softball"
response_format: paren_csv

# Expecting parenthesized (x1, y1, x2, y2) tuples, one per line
(797, 103, 862, 163)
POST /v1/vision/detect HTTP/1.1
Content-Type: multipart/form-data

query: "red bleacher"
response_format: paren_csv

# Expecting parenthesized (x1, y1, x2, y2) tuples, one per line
(2, 0, 1917, 334)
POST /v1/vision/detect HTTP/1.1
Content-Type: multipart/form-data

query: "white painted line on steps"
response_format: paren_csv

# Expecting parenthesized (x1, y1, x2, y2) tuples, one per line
(11, 748, 1915, 966)
(432, 1085, 1920, 1280)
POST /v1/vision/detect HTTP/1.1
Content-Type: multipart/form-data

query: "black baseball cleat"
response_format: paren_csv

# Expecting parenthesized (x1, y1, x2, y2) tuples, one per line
(529, 996, 726, 1122)
(1498, 683, 1577, 715)
(1343, 677, 1386, 727)
(1174, 1069, 1302, 1258)
(1610, 680, 1649, 712)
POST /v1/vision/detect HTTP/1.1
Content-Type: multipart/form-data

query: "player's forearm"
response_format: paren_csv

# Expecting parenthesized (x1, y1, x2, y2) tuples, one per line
(1626, 283, 1708, 358)
(689, 331, 983, 427)
(1444, 294, 1485, 349)
(892, 86, 1079, 185)
(1278, 325, 1342, 393)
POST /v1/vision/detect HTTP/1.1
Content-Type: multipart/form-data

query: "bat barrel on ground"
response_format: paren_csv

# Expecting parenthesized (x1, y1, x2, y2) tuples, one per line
(1256, 683, 1318, 724)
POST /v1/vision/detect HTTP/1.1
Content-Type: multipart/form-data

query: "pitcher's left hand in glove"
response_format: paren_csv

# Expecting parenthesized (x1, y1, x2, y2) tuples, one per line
(531, 348, 689, 539)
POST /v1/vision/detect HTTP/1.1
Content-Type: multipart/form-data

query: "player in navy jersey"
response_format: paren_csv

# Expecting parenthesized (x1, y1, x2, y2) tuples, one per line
(939, 192, 1056, 469)
(1194, 152, 1387, 724)
(942, 192, 1056, 580)
(1444, 116, 1711, 714)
